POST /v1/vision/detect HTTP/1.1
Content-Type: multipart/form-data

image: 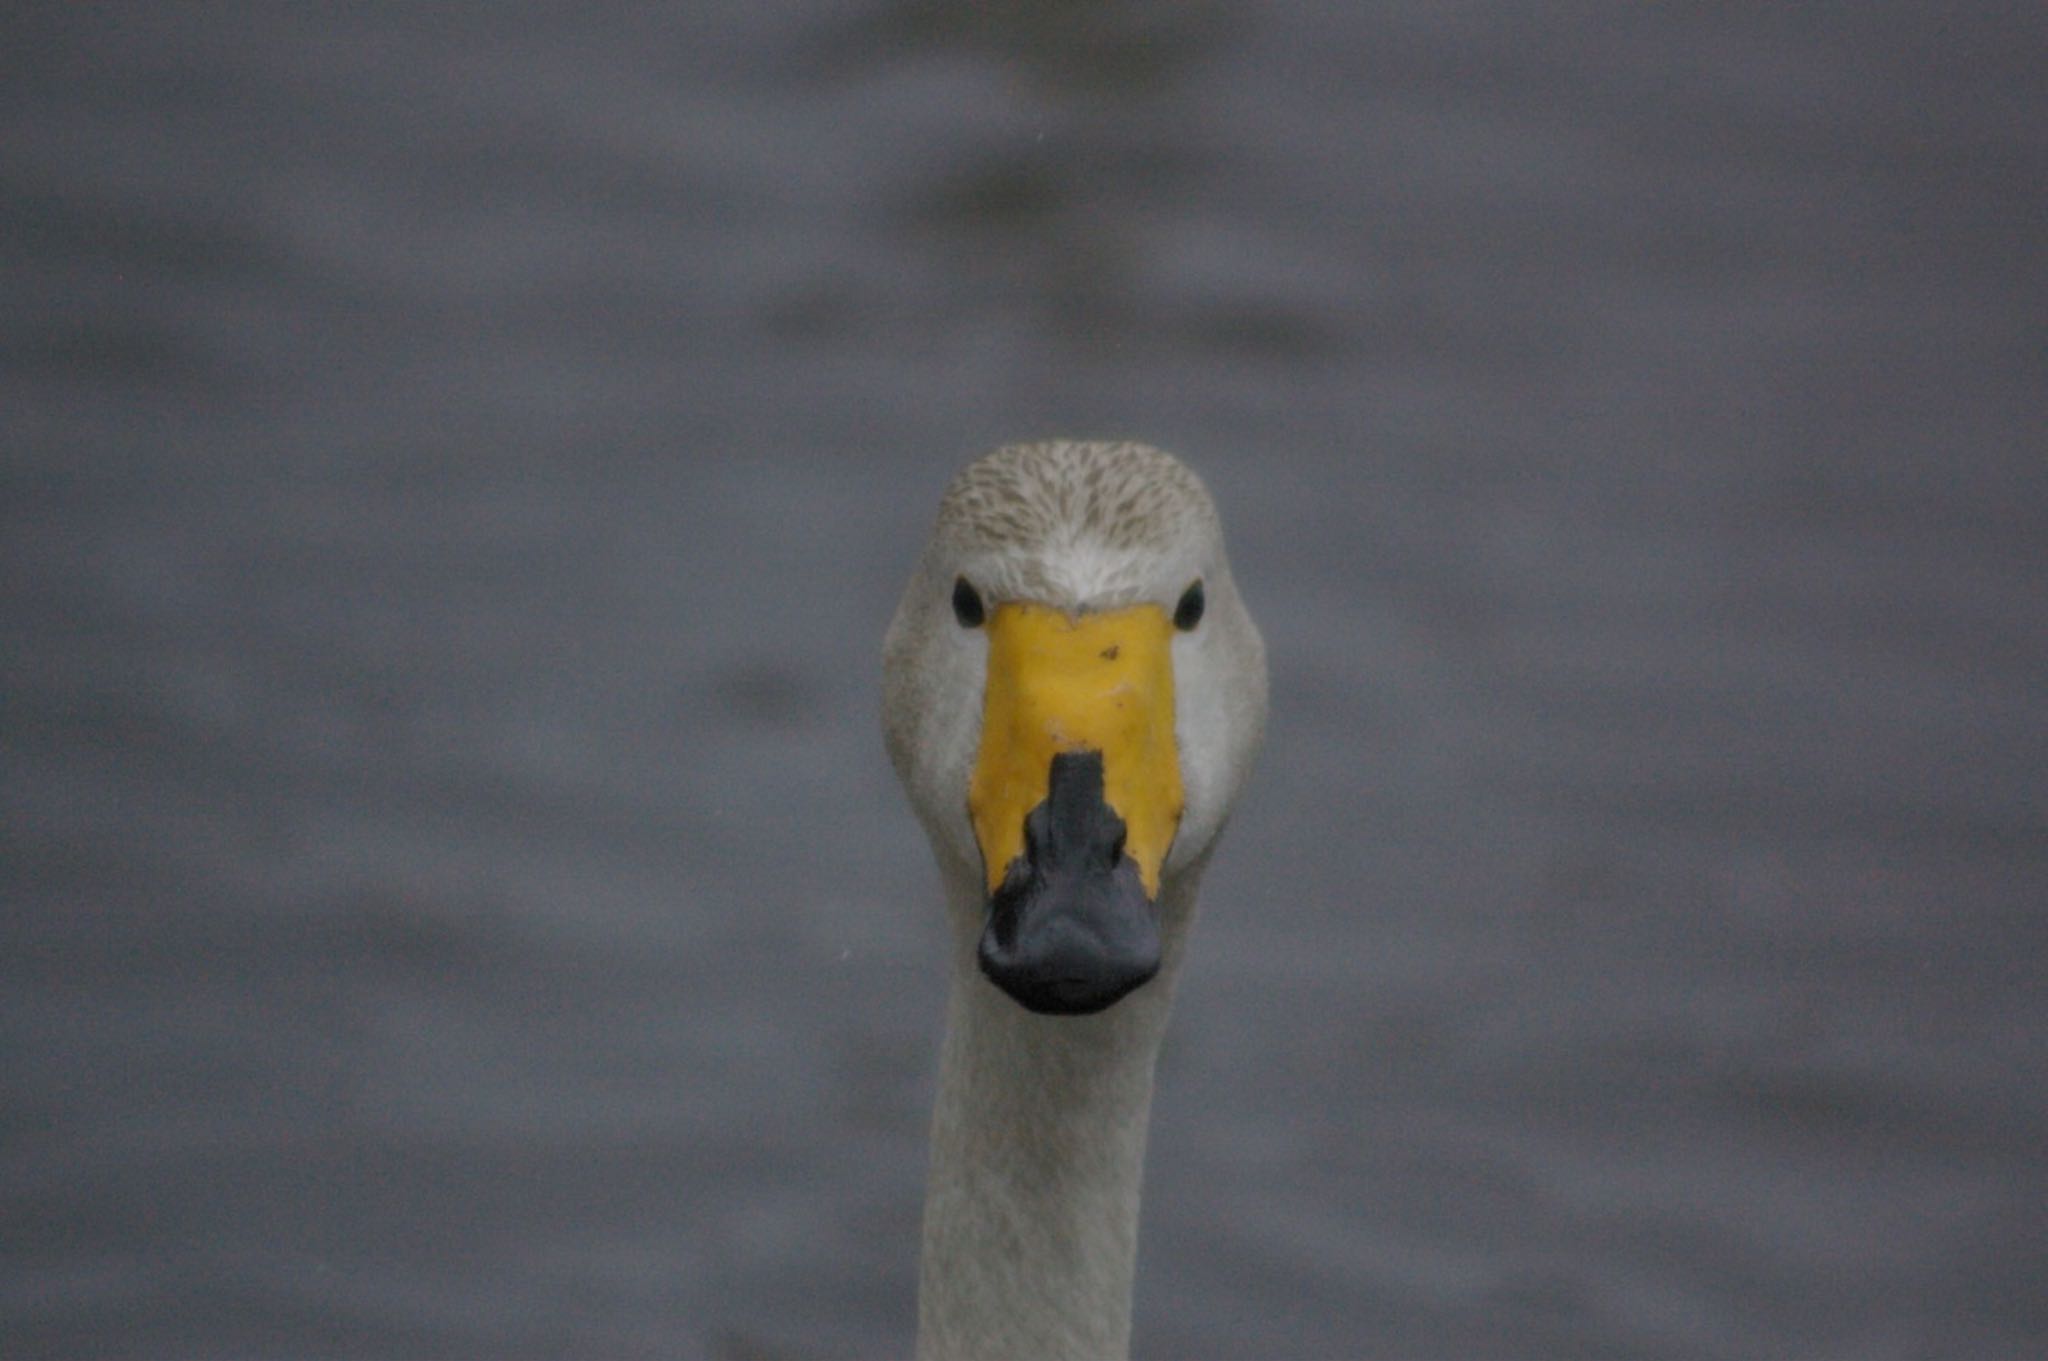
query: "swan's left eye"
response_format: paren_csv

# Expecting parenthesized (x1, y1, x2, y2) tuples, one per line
(952, 577, 986, 628)
(1174, 580, 1205, 631)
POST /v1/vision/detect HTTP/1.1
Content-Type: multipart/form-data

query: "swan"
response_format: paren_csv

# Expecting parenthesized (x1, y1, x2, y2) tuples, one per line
(882, 441, 1268, 1360)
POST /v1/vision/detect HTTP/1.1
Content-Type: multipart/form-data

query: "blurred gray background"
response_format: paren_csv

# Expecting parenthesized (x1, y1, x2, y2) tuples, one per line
(4, 4, 2044, 1357)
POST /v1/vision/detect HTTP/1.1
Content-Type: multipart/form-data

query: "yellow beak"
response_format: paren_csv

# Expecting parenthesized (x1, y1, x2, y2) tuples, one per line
(967, 602, 1183, 898)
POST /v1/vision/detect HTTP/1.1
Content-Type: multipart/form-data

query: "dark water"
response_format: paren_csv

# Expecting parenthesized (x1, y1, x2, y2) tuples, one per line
(4, 4, 2045, 1357)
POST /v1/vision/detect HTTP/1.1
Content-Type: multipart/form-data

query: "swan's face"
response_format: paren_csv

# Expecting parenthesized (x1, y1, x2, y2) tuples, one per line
(883, 443, 1267, 1015)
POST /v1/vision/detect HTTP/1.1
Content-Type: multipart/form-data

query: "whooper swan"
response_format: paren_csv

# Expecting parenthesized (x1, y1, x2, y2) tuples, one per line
(882, 441, 1268, 1361)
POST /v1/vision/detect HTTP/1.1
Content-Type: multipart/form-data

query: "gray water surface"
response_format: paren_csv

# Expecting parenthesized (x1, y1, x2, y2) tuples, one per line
(4, 4, 2045, 1357)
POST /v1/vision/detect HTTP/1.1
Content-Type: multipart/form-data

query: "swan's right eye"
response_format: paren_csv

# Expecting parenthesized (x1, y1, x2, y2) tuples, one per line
(951, 577, 986, 628)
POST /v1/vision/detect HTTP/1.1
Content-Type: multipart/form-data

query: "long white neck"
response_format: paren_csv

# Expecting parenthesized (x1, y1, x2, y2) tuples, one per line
(915, 878, 1192, 1361)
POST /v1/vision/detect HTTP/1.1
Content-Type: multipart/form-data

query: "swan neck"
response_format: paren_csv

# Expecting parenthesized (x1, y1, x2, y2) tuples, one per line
(916, 905, 1185, 1361)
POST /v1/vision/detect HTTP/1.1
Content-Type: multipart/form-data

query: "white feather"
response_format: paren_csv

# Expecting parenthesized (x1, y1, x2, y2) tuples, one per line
(883, 441, 1268, 1361)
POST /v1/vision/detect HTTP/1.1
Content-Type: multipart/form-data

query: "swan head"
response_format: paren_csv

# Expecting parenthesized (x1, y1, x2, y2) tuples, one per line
(883, 441, 1268, 1016)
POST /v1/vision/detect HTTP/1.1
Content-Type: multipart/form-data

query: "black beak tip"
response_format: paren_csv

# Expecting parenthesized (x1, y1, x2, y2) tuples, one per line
(977, 938, 1161, 1015)
(978, 748, 1165, 1016)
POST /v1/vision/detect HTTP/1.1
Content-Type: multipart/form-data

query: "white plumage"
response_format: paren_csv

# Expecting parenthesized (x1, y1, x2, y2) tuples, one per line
(883, 441, 1268, 1360)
